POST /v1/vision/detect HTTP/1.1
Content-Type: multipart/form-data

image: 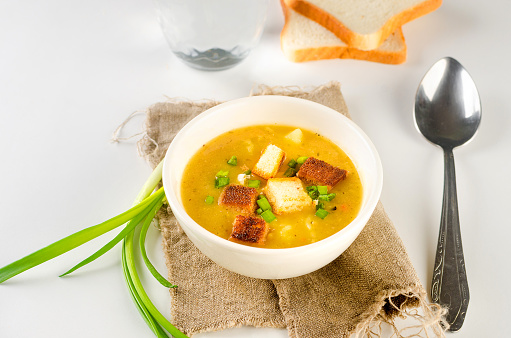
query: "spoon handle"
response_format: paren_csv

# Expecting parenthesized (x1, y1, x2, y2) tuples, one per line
(431, 148, 470, 331)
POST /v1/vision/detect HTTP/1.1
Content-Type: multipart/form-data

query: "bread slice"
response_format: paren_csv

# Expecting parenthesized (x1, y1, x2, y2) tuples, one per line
(219, 185, 259, 214)
(229, 215, 269, 244)
(284, 0, 441, 50)
(263, 177, 313, 215)
(296, 157, 347, 191)
(252, 144, 286, 180)
(281, 4, 406, 64)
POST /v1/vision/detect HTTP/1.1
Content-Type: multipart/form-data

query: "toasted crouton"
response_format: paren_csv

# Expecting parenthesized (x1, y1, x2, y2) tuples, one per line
(263, 177, 313, 215)
(219, 185, 258, 214)
(296, 157, 347, 191)
(229, 215, 269, 244)
(252, 144, 285, 180)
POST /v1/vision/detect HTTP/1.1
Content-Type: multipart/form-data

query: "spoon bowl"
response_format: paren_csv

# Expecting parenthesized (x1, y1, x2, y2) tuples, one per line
(414, 57, 481, 331)
(415, 57, 481, 149)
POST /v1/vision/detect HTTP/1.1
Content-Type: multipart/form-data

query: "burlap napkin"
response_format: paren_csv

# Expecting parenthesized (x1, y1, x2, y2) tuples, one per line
(137, 82, 446, 337)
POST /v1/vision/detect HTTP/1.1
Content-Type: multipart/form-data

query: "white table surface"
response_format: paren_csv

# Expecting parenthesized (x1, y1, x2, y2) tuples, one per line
(0, 0, 509, 337)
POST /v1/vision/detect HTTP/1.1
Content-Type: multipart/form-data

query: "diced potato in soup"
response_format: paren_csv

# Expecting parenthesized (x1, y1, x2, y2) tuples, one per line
(180, 125, 363, 249)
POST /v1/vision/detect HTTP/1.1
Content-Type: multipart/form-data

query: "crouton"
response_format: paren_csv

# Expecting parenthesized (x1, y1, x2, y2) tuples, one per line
(252, 144, 285, 180)
(219, 185, 259, 214)
(263, 177, 313, 215)
(229, 215, 269, 244)
(296, 157, 347, 191)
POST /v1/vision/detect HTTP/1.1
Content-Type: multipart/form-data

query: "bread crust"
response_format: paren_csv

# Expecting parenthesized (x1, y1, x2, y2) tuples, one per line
(280, 1, 407, 64)
(284, 0, 442, 50)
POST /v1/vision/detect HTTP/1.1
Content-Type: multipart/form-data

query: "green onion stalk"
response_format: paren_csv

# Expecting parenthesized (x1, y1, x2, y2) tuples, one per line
(0, 160, 188, 338)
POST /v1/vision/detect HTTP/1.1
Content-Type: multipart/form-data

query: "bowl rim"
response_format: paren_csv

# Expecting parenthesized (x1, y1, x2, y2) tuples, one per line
(162, 95, 383, 256)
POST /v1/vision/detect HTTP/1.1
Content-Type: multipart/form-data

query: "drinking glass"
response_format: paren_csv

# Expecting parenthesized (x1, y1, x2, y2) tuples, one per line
(154, 0, 269, 71)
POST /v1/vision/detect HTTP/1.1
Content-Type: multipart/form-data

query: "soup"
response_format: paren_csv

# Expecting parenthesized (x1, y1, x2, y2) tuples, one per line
(180, 125, 363, 249)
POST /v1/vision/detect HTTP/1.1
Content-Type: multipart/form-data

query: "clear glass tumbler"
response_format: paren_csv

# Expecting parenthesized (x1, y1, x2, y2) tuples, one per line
(154, 0, 269, 71)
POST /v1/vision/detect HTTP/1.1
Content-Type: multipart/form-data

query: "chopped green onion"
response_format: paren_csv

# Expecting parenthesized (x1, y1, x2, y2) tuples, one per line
(316, 202, 325, 211)
(257, 197, 272, 211)
(215, 177, 230, 188)
(261, 210, 277, 223)
(243, 170, 251, 175)
(306, 186, 319, 200)
(297, 156, 308, 164)
(205, 195, 214, 204)
(288, 159, 297, 168)
(315, 208, 329, 219)
(317, 186, 328, 195)
(227, 156, 237, 166)
(247, 180, 261, 188)
(256, 208, 263, 214)
(284, 168, 297, 177)
(318, 193, 336, 201)
(216, 170, 229, 177)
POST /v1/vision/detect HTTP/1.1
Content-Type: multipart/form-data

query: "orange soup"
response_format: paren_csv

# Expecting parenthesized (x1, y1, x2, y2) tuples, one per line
(180, 125, 363, 249)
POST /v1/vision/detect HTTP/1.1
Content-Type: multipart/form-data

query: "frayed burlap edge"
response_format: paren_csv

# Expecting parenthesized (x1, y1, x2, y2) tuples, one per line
(136, 98, 221, 166)
(350, 287, 448, 338)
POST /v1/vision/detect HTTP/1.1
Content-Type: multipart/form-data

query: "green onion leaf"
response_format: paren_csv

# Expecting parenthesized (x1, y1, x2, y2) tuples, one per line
(139, 197, 177, 289)
(297, 156, 308, 164)
(256, 208, 263, 214)
(261, 210, 277, 223)
(243, 170, 251, 175)
(256, 197, 272, 211)
(227, 156, 237, 166)
(121, 162, 187, 338)
(216, 170, 229, 177)
(121, 247, 170, 338)
(247, 180, 261, 188)
(284, 168, 297, 177)
(215, 177, 229, 188)
(288, 159, 297, 168)
(205, 195, 214, 204)
(317, 186, 328, 195)
(59, 191, 165, 277)
(315, 208, 329, 219)
(0, 187, 165, 284)
(123, 231, 187, 338)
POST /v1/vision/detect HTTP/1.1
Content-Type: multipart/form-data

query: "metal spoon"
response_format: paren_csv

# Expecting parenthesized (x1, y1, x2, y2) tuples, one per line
(414, 57, 481, 331)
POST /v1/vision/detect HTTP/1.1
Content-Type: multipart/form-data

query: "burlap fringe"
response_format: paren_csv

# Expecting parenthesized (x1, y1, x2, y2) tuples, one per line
(112, 97, 221, 160)
(250, 81, 341, 97)
(111, 110, 147, 143)
(351, 288, 448, 338)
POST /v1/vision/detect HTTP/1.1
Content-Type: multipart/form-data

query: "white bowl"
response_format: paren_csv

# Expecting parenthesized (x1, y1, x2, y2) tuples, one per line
(162, 95, 382, 279)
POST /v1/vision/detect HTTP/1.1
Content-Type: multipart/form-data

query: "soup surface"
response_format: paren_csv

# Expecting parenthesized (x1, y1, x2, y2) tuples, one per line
(180, 125, 363, 249)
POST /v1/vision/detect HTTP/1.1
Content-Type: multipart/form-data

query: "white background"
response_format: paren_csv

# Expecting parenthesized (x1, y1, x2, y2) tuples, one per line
(0, 0, 508, 337)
